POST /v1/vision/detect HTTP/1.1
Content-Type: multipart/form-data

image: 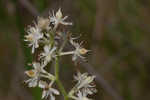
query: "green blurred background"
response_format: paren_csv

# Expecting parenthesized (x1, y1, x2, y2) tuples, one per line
(0, 0, 150, 100)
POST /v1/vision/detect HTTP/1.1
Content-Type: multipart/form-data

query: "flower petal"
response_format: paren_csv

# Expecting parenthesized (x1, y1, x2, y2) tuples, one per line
(39, 80, 48, 89)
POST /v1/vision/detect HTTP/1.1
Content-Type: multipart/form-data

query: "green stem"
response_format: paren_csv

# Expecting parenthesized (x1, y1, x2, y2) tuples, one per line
(55, 56, 69, 100)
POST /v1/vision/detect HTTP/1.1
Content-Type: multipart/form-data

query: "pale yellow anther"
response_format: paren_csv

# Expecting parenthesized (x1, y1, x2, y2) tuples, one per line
(79, 48, 88, 55)
(25, 70, 36, 77)
(25, 34, 33, 41)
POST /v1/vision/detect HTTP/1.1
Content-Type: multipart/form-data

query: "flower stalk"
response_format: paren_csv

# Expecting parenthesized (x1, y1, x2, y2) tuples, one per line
(55, 56, 68, 100)
(24, 8, 97, 100)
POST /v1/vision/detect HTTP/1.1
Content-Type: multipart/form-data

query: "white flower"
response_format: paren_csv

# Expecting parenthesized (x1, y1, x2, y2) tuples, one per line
(74, 72, 89, 83)
(69, 72, 96, 100)
(75, 91, 92, 100)
(40, 45, 56, 65)
(75, 72, 97, 95)
(25, 25, 43, 53)
(70, 39, 89, 61)
(50, 8, 72, 29)
(39, 80, 59, 100)
(58, 38, 89, 61)
(25, 62, 44, 87)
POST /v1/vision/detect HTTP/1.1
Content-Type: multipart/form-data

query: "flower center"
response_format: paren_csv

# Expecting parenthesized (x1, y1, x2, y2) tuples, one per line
(79, 48, 88, 55)
(26, 70, 36, 77)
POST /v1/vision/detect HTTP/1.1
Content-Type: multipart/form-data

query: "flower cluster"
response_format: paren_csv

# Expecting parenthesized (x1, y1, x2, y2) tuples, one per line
(24, 8, 97, 100)
(68, 72, 97, 100)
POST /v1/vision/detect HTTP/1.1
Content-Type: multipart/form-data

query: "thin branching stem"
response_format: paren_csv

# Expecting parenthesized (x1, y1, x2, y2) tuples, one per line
(55, 56, 68, 100)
